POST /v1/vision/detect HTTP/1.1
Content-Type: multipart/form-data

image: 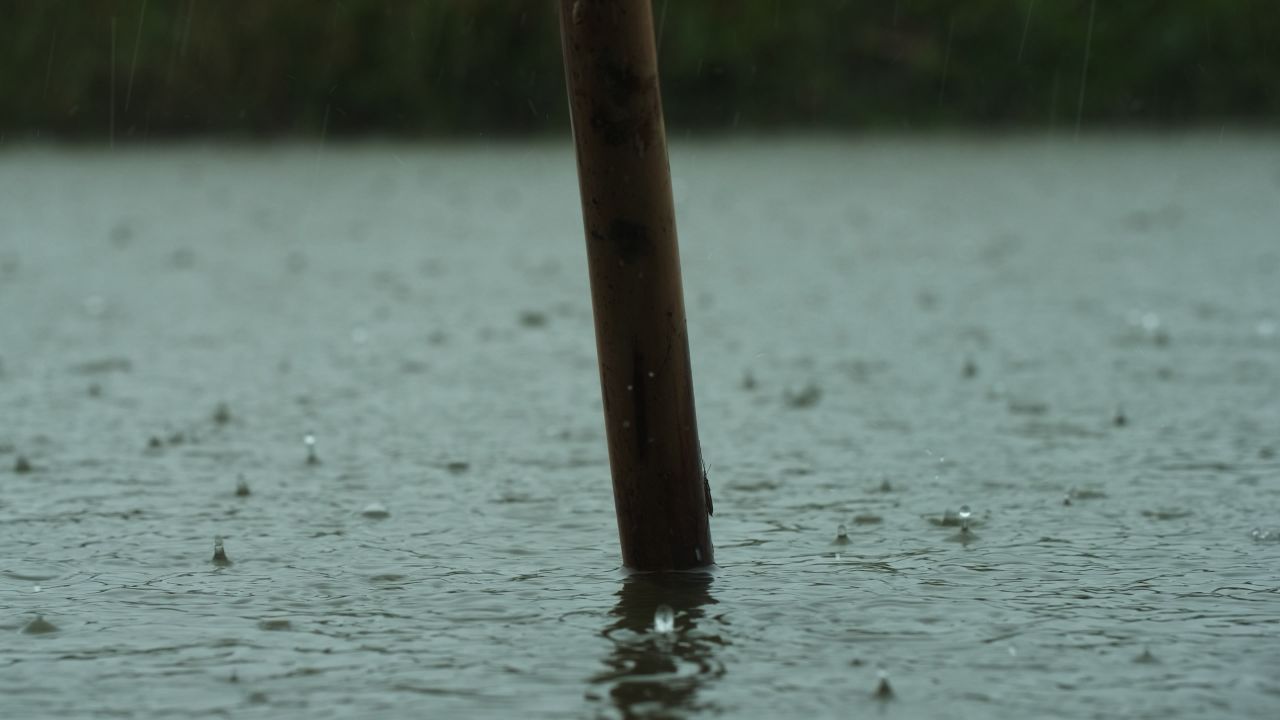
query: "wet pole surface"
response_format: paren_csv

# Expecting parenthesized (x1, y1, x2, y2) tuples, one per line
(558, 0, 713, 570)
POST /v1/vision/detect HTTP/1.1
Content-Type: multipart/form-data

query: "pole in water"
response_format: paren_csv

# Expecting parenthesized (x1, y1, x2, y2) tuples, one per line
(558, 0, 713, 571)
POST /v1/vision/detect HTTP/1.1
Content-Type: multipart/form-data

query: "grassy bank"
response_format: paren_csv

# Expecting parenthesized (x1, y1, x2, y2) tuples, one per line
(4, 0, 1277, 141)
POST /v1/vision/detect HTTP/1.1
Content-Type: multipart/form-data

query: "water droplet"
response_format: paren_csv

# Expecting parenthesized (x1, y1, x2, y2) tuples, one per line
(647, 371, 655, 378)
(1250, 528, 1280, 542)
(652, 604, 675, 634)
(361, 502, 390, 520)
(958, 505, 972, 532)
(32, 585, 41, 593)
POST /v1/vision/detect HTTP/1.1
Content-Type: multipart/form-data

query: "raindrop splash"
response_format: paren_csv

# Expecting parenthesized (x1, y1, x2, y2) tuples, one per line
(874, 670, 895, 700)
(304, 433, 319, 465)
(212, 536, 231, 567)
(21, 615, 59, 635)
(1250, 528, 1280, 543)
(652, 604, 675, 634)
(833, 523, 850, 545)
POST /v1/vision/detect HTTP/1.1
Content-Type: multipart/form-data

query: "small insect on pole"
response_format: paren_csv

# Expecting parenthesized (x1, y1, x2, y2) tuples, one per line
(558, 0, 713, 571)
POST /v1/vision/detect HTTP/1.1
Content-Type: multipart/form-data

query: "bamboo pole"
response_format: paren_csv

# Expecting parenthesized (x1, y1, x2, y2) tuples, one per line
(558, 0, 713, 571)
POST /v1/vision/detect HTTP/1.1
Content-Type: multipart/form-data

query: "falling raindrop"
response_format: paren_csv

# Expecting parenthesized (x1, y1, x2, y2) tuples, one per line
(937, 16, 955, 107)
(1075, 0, 1097, 138)
(652, 604, 675, 634)
(958, 505, 973, 533)
(109, 17, 117, 150)
(125, 0, 148, 112)
(1016, 0, 1037, 63)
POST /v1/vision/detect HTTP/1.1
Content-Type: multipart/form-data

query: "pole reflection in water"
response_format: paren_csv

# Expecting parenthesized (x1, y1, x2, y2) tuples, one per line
(590, 571, 726, 718)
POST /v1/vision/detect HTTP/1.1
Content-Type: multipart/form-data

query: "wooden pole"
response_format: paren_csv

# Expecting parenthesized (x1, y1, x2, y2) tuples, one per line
(558, 0, 713, 571)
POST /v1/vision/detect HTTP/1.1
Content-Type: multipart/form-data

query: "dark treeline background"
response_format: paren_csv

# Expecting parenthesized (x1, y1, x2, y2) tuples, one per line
(3, 0, 1277, 141)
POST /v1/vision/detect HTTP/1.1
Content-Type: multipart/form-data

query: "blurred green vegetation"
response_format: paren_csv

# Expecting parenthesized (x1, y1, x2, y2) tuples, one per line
(3, 0, 1277, 141)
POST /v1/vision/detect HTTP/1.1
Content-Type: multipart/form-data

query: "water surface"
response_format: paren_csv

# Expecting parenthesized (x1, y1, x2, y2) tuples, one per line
(2, 136, 1278, 718)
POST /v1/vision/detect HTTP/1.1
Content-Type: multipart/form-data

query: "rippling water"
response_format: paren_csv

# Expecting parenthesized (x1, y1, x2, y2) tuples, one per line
(2, 136, 1278, 718)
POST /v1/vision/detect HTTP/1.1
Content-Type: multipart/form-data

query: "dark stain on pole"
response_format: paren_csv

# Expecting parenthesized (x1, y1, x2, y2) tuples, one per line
(559, 0, 714, 571)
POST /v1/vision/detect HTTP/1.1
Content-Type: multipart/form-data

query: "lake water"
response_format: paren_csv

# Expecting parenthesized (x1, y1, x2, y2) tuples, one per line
(2, 135, 1278, 718)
